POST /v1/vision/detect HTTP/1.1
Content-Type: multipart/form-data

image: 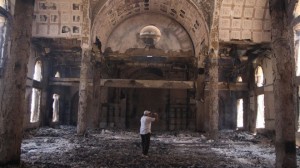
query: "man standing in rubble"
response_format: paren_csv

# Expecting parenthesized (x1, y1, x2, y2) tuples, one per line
(140, 110, 158, 157)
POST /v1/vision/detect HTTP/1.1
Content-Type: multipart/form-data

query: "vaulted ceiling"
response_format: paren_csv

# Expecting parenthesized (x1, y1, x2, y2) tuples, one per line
(219, 0, 271, 43)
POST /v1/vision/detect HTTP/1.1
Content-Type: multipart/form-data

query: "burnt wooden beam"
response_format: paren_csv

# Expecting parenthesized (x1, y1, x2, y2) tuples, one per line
(205, 82, 248, 91)
(100, 79, 194, 89)
(49, 78, 249, 91)
(49, 78, 85, 86)
(50, 78, 80, 82)
(49, 78, 194, 89)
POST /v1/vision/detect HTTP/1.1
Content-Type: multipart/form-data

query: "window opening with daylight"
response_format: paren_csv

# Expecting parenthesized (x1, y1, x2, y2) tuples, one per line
(54, 71, 60, 78)
(0, 0, 9, 70)
(237, 99, 244, 128)
(256, 94, 265, 129)
(33, 60, 42, 81)
(295, 30, 300, 76)
(52, 94, 60, 122)
(236, 76, 242, 82)
(30, 88, 41, 122)
(30, 61, 42, 123)
(255, 66, 264, 87)
(298, 87, 300, 132)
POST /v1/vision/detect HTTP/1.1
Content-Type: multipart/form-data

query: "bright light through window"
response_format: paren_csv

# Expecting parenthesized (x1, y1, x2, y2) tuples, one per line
(237, 99, 243, 128)
(33, 61, 42, 81)
(297, 36, 300, 76)
(294, 3, 300, 18)
(237, 76, 242, 82)
(55, 71, 60, 78)
(0, 0, 6, 9)
(30, 88, 41, 123)
(256, 94, 265, 129)
(255, 66, 264, 87)
(52, 94, 60, 122)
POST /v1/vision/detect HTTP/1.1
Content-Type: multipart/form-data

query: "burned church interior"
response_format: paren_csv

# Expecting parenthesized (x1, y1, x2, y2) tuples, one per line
(1, 0, 300, 167)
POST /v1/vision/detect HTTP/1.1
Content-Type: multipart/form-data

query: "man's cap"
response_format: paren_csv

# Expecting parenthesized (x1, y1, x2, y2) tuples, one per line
(144, 110, 151, 115)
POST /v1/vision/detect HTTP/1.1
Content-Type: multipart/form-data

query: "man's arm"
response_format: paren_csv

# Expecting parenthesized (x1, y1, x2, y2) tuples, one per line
(152, 112, 158, 122)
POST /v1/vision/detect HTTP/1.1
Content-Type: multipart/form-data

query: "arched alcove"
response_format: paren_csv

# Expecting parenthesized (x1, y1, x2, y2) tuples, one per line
(92, 0, 209, 65)
(105, 13, 194, 54)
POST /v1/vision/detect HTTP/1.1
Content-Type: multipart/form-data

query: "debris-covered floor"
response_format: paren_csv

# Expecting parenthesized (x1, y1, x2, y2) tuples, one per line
(4, 126, 300, 167)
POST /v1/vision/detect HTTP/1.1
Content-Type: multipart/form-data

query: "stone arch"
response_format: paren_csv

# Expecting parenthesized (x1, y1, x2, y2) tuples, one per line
(104, 13, 194, 54)
(91, 0, 209, 61)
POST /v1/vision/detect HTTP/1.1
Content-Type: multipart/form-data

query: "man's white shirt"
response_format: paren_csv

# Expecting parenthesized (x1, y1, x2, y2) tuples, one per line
(140, 116, 155, 134)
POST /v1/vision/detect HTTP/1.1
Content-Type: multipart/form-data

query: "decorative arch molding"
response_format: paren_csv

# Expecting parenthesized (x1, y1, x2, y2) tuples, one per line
(91, 0, 209, 58)
(105, 13, 194, 54)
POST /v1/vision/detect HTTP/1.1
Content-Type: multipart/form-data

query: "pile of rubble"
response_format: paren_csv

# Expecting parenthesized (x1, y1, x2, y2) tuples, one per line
(3, 126, 299, 167)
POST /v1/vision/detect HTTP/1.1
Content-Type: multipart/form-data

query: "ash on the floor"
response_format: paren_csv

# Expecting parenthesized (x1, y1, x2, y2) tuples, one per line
(4, 126, 300, 167)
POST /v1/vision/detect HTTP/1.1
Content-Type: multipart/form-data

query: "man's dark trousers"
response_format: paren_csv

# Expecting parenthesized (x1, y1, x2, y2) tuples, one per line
(141, 133, 151, 155)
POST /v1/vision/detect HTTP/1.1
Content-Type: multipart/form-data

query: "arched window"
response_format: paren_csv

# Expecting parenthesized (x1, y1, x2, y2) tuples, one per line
(30, 88, 41, 123)
(54, 71, 60, 78)
(255, 66, 264, 87)
(0, 1, 9, 69)
(298, 87, 300, 132)
(236, 76, 242, 82)
(52, 94, 60, 122)
(33, 60, 42, 81)
(30, 61, 42, 123)
(254, 66, 265, 128)
(0, 0, 6, 8)
(294, 5, 300, 132)
(237, 99, 244, 128)
(294, 29, 300, 76)
(256, 94, 265, 129)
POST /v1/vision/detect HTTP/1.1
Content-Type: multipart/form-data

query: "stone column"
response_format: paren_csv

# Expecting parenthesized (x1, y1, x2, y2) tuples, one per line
(270, 1, 297, 167)
(207, 0, 221, 139)
(249, 92, 258, 133)
(243, 96, 250, 130)
(77, 49, 91, 135)
(208, 55, 219, 139)
(91, 63, 101, 128)
(195, 73, 205, 131)
(77, 0, 91, 135)
(0, 0, 34, 165)
(41, 56, 50, 126)
(244, 64, 256, 132)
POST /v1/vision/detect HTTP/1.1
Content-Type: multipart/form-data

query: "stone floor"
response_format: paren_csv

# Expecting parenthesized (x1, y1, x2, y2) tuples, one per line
(3, 126, 300, 167)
